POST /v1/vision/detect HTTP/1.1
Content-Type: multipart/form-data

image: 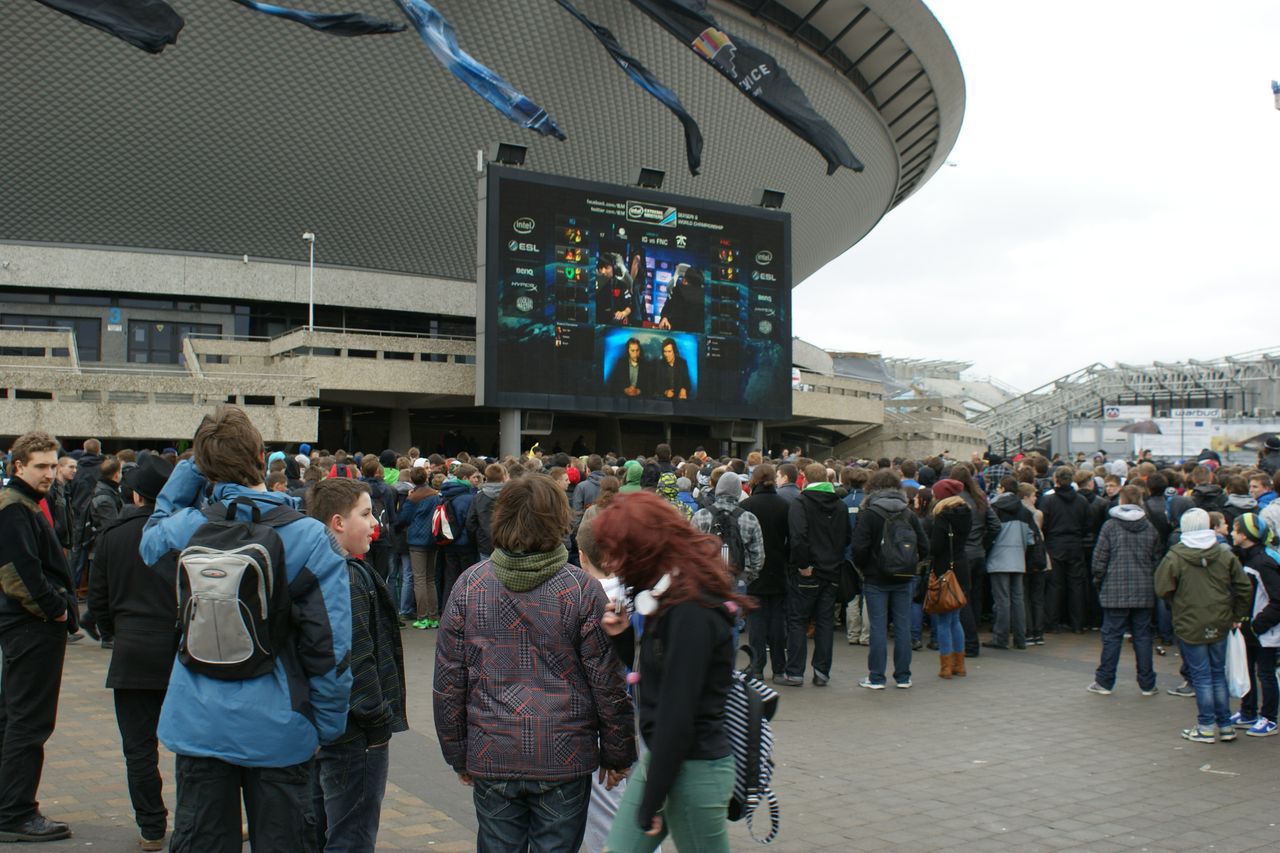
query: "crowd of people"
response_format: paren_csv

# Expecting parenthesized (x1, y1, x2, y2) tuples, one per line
(2, 414, 1280, 849)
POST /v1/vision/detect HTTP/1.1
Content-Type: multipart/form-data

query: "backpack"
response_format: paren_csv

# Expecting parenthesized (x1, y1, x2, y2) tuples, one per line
(869, 503, 919, 579)
(176, 497, 301, 680)
(329, 463, 355, 479)
(369, 487, 392, 547)
(727, 648, 780, 844)
(710, 506, 746, 576)
(431, 496, 459, 546)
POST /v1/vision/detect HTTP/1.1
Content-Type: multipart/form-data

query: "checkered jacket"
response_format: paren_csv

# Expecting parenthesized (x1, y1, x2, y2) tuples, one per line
(1092, 509, 1162, 608)
(433, 560, 636, 780)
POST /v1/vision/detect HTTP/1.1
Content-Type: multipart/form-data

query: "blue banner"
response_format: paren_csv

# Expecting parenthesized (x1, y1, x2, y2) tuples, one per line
(396, 0, 565, 140)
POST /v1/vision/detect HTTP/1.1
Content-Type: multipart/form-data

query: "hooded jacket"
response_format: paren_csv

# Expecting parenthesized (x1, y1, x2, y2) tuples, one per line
(411, 480, 477, 551)
(657, 473, 691, 521)
(1092, 504, 1162, 608)
(397, 482, 441, 548)
(1154, 539, 1250, 645)
(787, 485, 852, 580)
(360, 475, 401, 552)
(465, 482, 504, 556)
(1190, 483, 1227, 512)
(1224, 493, 1258, 528)
(140, 460, 352, 767)
(570, 469, 606, 517)
(1039, 485, 1090, 557)
(986, 491, 1036, 573)
(692, 474, 764, 585)
(851, 489, 929, 585)
(619, 461, 643, 494)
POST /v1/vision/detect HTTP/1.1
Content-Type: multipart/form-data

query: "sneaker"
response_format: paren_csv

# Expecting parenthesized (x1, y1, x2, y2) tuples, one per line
(896, 679, 912, 689)
(1087, 682, 1113, 695)
(411, 619, 431, 630)
(1168, 682, 1196, 697)
(772, 674, 803, 687)
(1229, 711, 1259, 729)
(1218, 727, 1238, 742)
(1140, 686, 1159, 696)
(858, 678, 886, 690)
(1180, 726, 1216, 743)
(139, 834, 166, 852)
(1155, 645, 1167, 656)
(812, 672, 829, 687)
(982, 640, 1009, 650)
(911, 639, 923, 651)
(1247, 718, 1278, 737)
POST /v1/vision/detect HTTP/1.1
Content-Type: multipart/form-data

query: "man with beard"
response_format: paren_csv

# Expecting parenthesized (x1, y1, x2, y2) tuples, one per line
(0, 432, 79, 842)
(608, 338, 649, 398)
(652, 339, 692, 400)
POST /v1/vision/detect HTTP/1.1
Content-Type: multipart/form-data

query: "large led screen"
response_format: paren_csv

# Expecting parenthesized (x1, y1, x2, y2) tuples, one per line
(479, 167, 792, 420)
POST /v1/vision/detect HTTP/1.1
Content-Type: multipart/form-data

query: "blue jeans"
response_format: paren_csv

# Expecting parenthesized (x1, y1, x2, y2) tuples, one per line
(397, 553, 415, 617)
(989, 573, 1026, 646)
(1155, 598, 1174, 643)
(312, 740, 389, 853)
(910, 576, 923, 643)
(1180, 639, 1231, 729)
(472, 775, 590, 853)
(863, 581, 912, 684)
(784, 574, 835, 679)
(933, 609, 964, 656)
(1094, 608, 1155, 691)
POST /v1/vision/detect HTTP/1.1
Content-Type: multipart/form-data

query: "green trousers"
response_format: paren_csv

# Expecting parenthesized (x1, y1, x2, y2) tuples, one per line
(603, 752, 735, 853)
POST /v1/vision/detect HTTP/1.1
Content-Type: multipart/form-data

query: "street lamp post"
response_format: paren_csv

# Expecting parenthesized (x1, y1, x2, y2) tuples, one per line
(302, 231, 316, 332)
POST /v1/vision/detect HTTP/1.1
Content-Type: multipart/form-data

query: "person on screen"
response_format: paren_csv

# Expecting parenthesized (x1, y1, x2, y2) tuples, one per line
(608, 338, 649, 398)
(595, 255, 637, 326)
(653, 338, 692, 400)
(627, 249, 649, 323)
(657, 267, 706, 334)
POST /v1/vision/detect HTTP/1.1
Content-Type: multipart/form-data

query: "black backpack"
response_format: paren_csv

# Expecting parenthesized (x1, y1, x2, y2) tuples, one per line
(870, 503, 919, 580)
(710, 506, 747, 576)
(176, 497, 301, 680)
(368, 486, 392, 549)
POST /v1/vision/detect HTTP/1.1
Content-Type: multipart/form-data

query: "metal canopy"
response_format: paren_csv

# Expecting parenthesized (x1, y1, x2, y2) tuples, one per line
(1, 0, 963, 287)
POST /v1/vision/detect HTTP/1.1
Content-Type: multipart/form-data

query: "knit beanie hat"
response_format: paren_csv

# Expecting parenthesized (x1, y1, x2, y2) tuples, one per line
(932, 478, 965, 501)
(1237, 512, 1273, 546)
(716, 471, 742, 498)
(1180, 508, 1210, 532)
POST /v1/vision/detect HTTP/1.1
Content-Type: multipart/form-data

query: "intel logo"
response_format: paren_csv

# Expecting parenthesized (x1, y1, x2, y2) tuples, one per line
(628, 203, 646, 218)
(513, 217, 535, 235)
(755, 250, 773, 266)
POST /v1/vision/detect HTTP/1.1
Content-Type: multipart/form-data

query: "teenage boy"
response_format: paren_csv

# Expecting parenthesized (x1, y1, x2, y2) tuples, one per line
(140, 405, 352, 852)
(307, 478, 408, 852)
(0, 432, 79, 843)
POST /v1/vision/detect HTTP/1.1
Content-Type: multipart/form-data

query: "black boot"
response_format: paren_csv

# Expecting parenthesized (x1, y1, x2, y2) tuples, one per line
(0, 814, 72, 842)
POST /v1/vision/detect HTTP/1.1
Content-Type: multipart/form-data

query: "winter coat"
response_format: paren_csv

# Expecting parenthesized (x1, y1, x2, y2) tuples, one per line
(335, 557, 408, 746)
(986, 492, 1036, 573)
(433, 559, 636, 781)
(958, 492, 1000, 562)
(1039, 485, 1090, 558)
(48, 480, 72, 550)
(465, 482, 504, 556)
(776, 482, 801, 504)
(361, 476, 401, 552)
(67, 452, 105, 549)
(1239, 543, 1280, 648)
(1224, 494, 1258, 529)
(140, 460, 352, 767)
(1260, 450, 1280, 477)
(1189, 484, 1228, 512)
(1091, 505, 1161, 609)
(398, 484, 440, 548)
(87, 479, 124, 555)
(1154, 541, 1250, 645)
(571, 470, 605, 519)
(929, 497, 973, 589)
(788, 486, 852, 581)
(0, 477, 78, 634)
(850, 489, 929, 585)
(740, 485, 790, 597)
(88, 504, 178, 690)
(692, 496, 765, 586)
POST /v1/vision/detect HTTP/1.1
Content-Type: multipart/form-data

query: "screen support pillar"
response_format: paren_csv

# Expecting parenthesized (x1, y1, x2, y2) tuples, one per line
(598, 417, 622, 458)
(753, 420, 765, 453)
(389, 408, 412, 452)
(499, 408, 521, 458)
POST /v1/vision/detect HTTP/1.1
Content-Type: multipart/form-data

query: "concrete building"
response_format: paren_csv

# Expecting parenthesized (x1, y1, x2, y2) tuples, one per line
(2, 0, 964, 456)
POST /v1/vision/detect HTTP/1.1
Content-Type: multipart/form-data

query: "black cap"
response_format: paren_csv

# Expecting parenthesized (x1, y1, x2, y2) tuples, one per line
(123, 454, 173, 503)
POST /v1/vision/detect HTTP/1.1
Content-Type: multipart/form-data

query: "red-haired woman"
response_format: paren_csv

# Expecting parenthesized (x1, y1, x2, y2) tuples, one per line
(593, 492, 746, 852)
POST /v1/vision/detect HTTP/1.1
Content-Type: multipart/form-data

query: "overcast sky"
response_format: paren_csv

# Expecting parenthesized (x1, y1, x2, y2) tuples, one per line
(793, 0, 1279, 392)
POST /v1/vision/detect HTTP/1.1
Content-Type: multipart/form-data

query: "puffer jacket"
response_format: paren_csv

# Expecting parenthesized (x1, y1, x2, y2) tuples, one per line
(1154, 540, 1250, 645)
(397, 483, 440, 548)
(1092, 504, 1162, 608)
(433, 558, 636, 780)
(986, 492, 1035, 573)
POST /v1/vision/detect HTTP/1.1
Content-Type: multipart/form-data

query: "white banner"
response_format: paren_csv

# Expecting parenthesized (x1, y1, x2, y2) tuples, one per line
(1103, 405, 1152, 421)
(1133, 418, 1215, 458)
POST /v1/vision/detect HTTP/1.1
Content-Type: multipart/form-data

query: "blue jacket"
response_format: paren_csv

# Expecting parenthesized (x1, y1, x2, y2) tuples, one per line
(140, 460, 352, 767)
(397, 480, 475, 549)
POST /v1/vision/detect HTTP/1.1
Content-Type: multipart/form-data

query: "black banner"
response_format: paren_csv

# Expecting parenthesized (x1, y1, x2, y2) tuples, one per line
(554, 0, 703, 175)
(628, 0, 863, 175)
(230, 1, 406, 37)
(34, 0, 184, 54)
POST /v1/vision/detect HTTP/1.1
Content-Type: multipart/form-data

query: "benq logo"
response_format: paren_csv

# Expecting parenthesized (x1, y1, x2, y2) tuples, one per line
(755, 250, 773, 266)
(513, 217, 535, 235)
(628, 203, 646, 219)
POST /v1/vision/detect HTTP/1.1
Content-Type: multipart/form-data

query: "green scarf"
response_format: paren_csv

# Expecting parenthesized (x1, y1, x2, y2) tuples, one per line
(805, 481, 835, 493)
(491, 544, 568, 592)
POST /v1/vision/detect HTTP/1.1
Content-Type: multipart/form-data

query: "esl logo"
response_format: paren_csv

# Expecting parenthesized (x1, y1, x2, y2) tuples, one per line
(508, 240, 537, 253)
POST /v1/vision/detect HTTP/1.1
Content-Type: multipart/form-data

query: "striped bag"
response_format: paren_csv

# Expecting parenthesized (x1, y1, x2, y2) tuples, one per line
(726, 653, 780, 843)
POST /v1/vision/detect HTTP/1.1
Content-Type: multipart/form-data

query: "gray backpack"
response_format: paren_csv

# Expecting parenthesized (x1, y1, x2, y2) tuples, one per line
(176, 497, 301, 680)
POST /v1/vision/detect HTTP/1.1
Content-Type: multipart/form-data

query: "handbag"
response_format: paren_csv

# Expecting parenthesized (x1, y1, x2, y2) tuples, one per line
(923, 531, 967, 615)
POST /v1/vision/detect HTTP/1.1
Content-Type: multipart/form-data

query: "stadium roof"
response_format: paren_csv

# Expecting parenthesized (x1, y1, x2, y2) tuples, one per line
(2, 0, 963, 286)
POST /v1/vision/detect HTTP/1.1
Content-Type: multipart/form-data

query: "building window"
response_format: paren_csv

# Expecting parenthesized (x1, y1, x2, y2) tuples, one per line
(127, 320, 222, 365)
(1, 313, 102, 361)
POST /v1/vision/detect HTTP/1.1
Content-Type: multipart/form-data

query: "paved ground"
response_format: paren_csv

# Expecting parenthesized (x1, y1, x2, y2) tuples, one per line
(26, 627, 1280, 851)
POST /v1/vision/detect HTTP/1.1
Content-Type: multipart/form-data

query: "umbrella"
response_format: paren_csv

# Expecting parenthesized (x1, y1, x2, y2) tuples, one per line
(1119, 420, 1163, 435)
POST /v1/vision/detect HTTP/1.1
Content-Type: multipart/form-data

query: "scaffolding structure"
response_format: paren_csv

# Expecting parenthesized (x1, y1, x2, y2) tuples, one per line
(973, 347, 1280, 449)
